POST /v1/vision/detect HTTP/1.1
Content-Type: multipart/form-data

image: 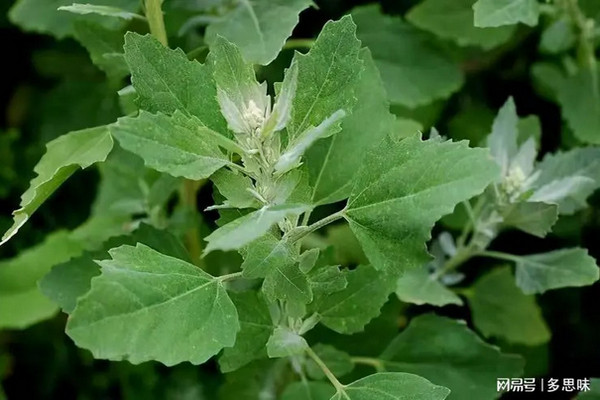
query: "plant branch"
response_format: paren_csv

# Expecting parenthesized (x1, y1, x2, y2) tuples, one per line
(286, 208, 346, 244)
(144, 0, 168, 46)
(217, 271, 244, 282)
(306, 347, 347, 395)
(476, 250, 523, 264)
(351, 357, 386, 372)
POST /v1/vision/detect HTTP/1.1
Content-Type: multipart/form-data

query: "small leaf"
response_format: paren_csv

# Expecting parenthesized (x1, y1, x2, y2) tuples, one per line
(334, 372, 450, 400)
(530, 147, 600, 214)
(407, 0, 515, 50)
(501, 202, 558, 237)
(395, 267, 463, 307)
(1, 126, 113, 246)
(288, 16, 363, 142)
(468, 267, 551, 345)
(219, 291, 273, 372)
(513, 248, 599, 294)
(353, 5, 463, 107)
(306, 344, 353, 380)
(380, 314, 524, 400)
(345, 135, 499, 274)
(67, 244, 239, 365)
(111, 111, 230, 180)
(210, 169, 260, 210)
(266, 327, 308, 358)
(312, 265, 395, 334)
(58, 3, 143, 20)
(204, 204, 309, 253)
(473, 0, 540, 28)
(205, 0, 312, 65)
(486, 97, 519, 175)
(540, 17, 576, 54)
(123, 32, 228, 133)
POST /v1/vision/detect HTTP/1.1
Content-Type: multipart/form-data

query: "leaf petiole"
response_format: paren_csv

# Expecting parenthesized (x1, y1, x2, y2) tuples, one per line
(306, 346, 348, 396)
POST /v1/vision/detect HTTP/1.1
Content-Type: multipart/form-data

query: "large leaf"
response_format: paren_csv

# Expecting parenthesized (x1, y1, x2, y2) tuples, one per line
(1, 126, 113, 246)
(205, 0, 312, 65)
(353, 5, 463, 107)
(67, 244, 239, 365)
(123, 33, 228, 133)
(500, 202, 558, 237)
(203, 204, 309, 253)
(345, 135, 499, 274)
(9, 0, 138, 39)
(219, 291, 273, 372)
(468, 267, 550, 345)
(111, 111, 230, 180)
(305, 49, 397, 205)
(332, 373, 450, 400)
(380, 314, 524, 400)
(0, 231, 84, 329)
(40, 224, 190, 313)
(473, 0, 540, 28)
(512, 248, 599, 294)
(311, 265, 395, 334)
(407, 0, 515, 50)
(287, 16, 363, 142)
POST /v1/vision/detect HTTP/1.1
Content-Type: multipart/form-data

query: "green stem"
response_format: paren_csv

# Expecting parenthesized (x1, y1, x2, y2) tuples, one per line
(144, 0, 168, 46)
(431, 245, 476, 280)
(217, 271, 244, 282)
(287, 208, 346, 243)
(476, 250, 523, 263)
(283, 39, 315, 50)
(351, 357, 386, 372)
(306, 347, 347, 395)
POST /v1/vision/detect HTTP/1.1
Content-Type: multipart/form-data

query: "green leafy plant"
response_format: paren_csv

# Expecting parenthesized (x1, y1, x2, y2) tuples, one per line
(2, 0, 599, 398)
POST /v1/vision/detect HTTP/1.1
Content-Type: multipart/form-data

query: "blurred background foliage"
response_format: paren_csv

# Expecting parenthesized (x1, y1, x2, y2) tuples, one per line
(1, 0, 600, 399)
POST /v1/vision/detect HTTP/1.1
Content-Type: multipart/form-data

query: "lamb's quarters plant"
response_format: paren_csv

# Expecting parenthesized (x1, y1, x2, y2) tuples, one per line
(2, 0, 600, 398)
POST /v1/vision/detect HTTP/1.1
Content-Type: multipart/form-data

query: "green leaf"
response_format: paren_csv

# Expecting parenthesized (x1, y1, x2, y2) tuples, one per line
(123, 32, 228, 133)
(540, 17, 576, 54)
(512, 248, 599, 294)
(353, 5, 463, 107)
(305, 49, 397, 205)
(1, 126, 114, 246)
(67, 244, 239, 365)
(266, 326, 308, 358)
(380, 314, 524, 400)
(486, 97, 519, 174)
(288, 16, 363, 142)
(345, 135, 499, 274)
(205, 0, 312, 65)
(306, 344, 353, 380)
(204, 204, 309, 253)
(281, 381, 336, 400)
(111, 111, 230, 180)
(73, 21, 129, 81)
(407, 0, 515, 50)
(473, 0, 540, 28)
(58, 3, 143, 20)
(40, 224, 190, 313)
(333, 372, 450, 400)
(500, 202, 558, 237)
(395, 267, 463, 307)
(210, 169, 260, 209)
(312, 265, 395, 334)
(468, 267, 550, 345)
(263, 260, 312, 304)
(9, 0, 138, 39)
(530, 147, 600, 214)
(0, 231, 85, 329)
(219, 291, 273, 372)
(557, 69, 600, 144)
